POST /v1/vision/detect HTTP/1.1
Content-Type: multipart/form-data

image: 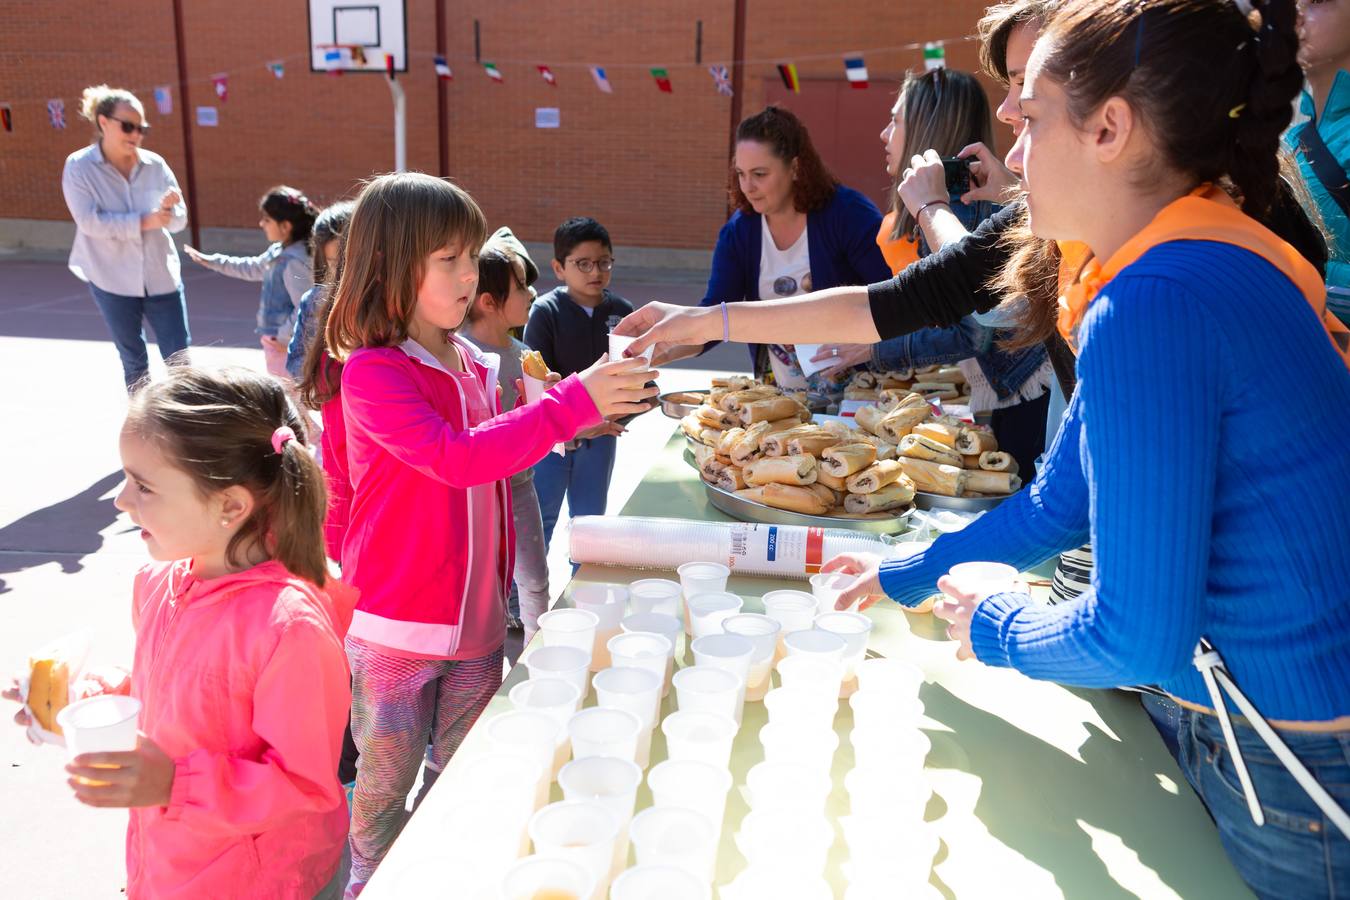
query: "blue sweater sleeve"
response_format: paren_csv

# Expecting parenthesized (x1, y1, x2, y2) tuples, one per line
(967, 273, 1226, 687)
(700, 218, 750, 308)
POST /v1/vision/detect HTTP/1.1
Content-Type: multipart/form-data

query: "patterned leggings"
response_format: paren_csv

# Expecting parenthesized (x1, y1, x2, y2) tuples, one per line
(344, 639, 505, 889)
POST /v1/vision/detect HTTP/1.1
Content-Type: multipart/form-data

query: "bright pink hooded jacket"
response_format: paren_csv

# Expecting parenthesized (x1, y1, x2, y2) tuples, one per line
(126, 559, 356, 899)
(340, 336, 601, 659)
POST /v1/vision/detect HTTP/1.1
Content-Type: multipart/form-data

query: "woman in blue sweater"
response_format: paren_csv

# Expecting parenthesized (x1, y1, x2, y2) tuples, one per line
(668, 106, 891, 394)
(825, 1, 1349, 895)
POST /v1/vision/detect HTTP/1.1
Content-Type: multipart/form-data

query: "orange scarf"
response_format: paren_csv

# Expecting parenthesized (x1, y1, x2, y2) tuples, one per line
(876, 212, 920, 276)
(1057, 185, 1350, 369)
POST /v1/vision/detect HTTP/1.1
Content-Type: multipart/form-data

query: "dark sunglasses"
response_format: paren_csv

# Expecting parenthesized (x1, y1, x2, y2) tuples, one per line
(107, 116, 150, 136)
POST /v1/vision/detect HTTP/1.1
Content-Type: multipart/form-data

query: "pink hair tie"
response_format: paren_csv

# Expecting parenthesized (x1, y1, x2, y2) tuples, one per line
(270, 426, 296, 455)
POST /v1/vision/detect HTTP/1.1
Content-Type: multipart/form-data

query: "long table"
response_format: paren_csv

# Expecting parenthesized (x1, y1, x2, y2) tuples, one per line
(364, 431, 1253, 898)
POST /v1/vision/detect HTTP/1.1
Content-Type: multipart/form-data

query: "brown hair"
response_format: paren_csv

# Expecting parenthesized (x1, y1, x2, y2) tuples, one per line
(79, 85, 143, 135)
(889, 69, 997, 240)
(260, 185, 319, 246)
(977, 0, 1060, 83)
(465, 246, 532, 324)
(297, 204, 357, 409)
(126, 366, 329, 586)
(729, 106, 839, 216)
(325, 172, 488, 360)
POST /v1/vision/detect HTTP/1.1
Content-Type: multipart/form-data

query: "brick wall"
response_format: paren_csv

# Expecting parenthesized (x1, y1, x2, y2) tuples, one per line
(0, 0, 998, 251)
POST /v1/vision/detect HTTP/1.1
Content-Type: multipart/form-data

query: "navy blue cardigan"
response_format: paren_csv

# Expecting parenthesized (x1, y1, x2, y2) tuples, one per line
(698, 185, 892, 369)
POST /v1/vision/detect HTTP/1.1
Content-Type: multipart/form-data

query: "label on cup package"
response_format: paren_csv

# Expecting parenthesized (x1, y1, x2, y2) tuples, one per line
(727, 523, 826, 575)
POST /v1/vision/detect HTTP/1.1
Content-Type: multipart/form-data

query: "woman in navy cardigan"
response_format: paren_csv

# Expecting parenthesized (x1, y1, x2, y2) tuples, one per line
(676, 106, 891, 387)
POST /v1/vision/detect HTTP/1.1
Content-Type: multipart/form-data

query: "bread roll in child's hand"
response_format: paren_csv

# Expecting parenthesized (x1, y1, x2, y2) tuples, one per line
(520, 349, 554, 381)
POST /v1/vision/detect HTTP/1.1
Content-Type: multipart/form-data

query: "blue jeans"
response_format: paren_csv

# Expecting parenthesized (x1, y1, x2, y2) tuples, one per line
(89, 282, 191, 389)
(533, 435, 617, 553)
(1142, 694, 1350, 899)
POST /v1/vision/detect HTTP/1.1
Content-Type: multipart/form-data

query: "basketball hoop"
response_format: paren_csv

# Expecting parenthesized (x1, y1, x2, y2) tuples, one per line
(310, 1, 408, 170)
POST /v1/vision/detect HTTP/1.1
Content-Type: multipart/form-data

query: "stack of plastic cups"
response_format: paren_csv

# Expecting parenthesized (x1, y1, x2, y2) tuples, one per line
(687, 591, 744, 640)
(629, 805, 719, 885)
(677, 561, 730, 637)
(721, 613, 781, 702)
(529, 799, 624, 900)
(483, 710, 562, 809)
(720, 867, 833, 900)
(814, 611, 874, 698)
(510, 673, 584, 774)
(761, 590, 817, 666)
(689, 633, 753, 724)
(524, 644, 592, 702)
(620, 611, 681, 698)
(627, 578, 683, 618)
(610, 864, 711, 900)
(777, 654, 846, 705)
(592, 666, 662, 768)
(499, 855, 595, 900)
(758, 721, 839, 774)
(744, 761, 833, 816)
(809, 571, 855, 615)
(572, 584, 629, 671)
(840, 812, 940, 897)
(558, 756, 644, 880)
(762, 685, 837, 731)
(646, 758, 734, 841)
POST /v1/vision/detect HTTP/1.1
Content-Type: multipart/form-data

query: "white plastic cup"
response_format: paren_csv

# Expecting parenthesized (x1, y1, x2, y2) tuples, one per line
(628, 578, 683, 618)
(592, 667, 661, 768)
(840, 817, 939, 887)
(672, 665, 741, 721)
(573, 584, 630, 671)
(776, 655, 845, 704)
(538, 608, 601, 666)
(677, 562, 730, 637)
(529, 800, 623, 900)
(849, 723, 931, 772)
(848, 691, 924, 731)
(720, 867, 833, 900)
(945, 561, 1021, 597)
(744, 761, 833, 815)
(568, 707, 643, 763)
(607, 632, 672, 691)
(559, 755, 644, 877)
(660, 710, 737, 769)
(440, 795, 534, 870)
(844, 768, 933, 822)
(810, 571, 856, 615)
(689, 633, 753, 725)
(720, 613, 780, 702)
(500, 854, 595, 900)
(855, 657, 924, 698)
(452, 755, 545, 839)
(523, 373, 549, 405)
(57, 695, 141, 759)
(620, 612, 681, 698)
(762, 686, 837, 731)
(761, 590, 818, 663)
(646, 759, 734, 838)
(686, 591, 744, 640)
(484, 710, 563, 807)
(813, 611, 874, 698)
(783, 628, 848, 665)
(609, 864, 711, 900)
(758, 722, 839, 774)
(525, 644, 592, 699)
(629, 805, 718, 882)
(609, 331, 655, 363)
(734, 809, 835, 878)
(510, 677, 585, 775)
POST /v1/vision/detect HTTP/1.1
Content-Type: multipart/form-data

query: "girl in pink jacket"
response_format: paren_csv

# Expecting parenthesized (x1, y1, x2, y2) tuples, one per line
(23, 366, 355, 898)
(324, 172, 657, 895)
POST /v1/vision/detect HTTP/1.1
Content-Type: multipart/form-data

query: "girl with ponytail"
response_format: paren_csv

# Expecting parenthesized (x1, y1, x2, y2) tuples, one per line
(825, 2, 1350, 892)
(9, 365, 354, 897)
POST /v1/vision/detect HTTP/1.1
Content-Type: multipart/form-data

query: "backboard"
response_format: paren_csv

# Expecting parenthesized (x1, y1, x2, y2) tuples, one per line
(309, 0, 407, 73)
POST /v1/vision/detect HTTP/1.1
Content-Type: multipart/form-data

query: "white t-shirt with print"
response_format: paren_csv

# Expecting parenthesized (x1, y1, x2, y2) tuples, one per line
(757, 217, 812, 388)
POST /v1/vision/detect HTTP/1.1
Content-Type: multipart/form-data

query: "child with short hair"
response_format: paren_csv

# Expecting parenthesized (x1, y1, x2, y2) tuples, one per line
(326, 174, 655, 895)
(524, 216, 634, 551)
(185, 185, 318, 377)
(9, 366, 354, 898)
(458, 226, 550, 639)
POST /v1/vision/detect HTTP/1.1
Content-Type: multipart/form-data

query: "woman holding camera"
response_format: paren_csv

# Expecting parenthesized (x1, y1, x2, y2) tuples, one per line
(62, 85, 191, 390)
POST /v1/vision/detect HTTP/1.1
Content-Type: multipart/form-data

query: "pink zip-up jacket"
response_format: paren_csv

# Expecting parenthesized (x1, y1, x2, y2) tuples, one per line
(126, 559, 356, 899)
(317, 354, 352, 561)
(341, 335, 601, 658)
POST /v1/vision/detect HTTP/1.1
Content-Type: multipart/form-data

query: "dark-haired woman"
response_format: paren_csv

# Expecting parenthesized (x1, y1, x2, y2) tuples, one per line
(682, 106, 891, 390)
(185, 185, 318, 377)
(62, 85, 192, 390)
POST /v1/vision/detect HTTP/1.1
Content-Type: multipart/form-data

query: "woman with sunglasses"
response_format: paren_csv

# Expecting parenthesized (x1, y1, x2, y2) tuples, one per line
(62, 85, 191, 390)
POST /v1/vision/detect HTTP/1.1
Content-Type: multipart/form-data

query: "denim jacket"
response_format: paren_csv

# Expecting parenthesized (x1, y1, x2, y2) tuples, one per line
(195, 241, 313, 337)
(285, 284, 323, 380)
(871, 199, 1046, 401)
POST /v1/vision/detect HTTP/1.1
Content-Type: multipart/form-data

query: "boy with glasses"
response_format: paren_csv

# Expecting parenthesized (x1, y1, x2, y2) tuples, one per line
(524, 217, 634, 553)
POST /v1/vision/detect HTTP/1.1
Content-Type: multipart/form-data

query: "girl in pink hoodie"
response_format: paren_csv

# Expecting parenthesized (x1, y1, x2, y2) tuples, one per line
(12, 366, 355, 899)
(324, 172, 657, 895)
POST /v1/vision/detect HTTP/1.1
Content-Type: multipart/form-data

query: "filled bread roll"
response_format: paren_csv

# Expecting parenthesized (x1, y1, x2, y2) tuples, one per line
(955, 429, 999, 456)
(928, 366, 967, 385)
(744, 454, 818, 486)
(700, 427, 725, 446)
(788, 433, 843, 456)
(964, 470, 1022, 495)
(806, 482, 841, 508)
(962, 454, 983, 469)
(717, 466, 748, 492)
(735, 486, 768, 504)
(913, 420, 963, 449)
(844, 477, 916, 512)
(696, 404, 739, 430)
(761, 425, 817, 457)
(819, 420, 854, 441)
(845, 459, 907, 494)
(691, 442, 717, 469)
(912, 382, 961, 400)
(854, 405, 887, 436)
(978, 451, 1019, 474)
(850, 371, 879, 390)
(820, 442, 878, 477)
(741, 396, 802, 424)
(720, 387, 780, 412)
(826, 509, 897, 520)
(729, 421, 771, 465)
(815, 470, 849, 492)
(717, 427, 747, 458)
(712, 375, 756, 390)
(844, 388, 881, 401)
(761, 483, 831, 516)
(700, 457, 727, 483)
(898, 457, 968, 496)
(878, 405, 933, 444)
(899, 433, 964, 468)
(875, 440, 898, 461)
